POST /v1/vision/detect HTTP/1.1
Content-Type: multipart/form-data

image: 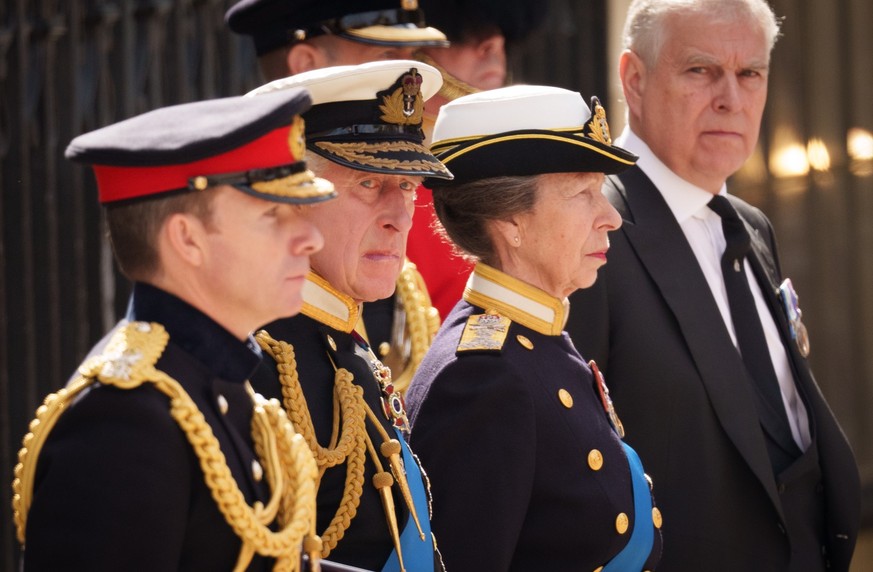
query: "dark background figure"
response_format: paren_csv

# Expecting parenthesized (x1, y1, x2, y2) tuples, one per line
(565, 0, 860, 569)
(1, 0, 872, 569)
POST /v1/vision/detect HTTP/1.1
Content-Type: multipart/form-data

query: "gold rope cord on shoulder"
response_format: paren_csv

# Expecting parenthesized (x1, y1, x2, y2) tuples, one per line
(257, 330, 367, 557)
(414, 51, 479, 102)
(391, 261, 440, 392)
(256, 329, 429, 567)
(12, 322, 319, 572)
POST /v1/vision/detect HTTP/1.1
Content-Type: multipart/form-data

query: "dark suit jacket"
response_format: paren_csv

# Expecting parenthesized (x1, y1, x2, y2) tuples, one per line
(23, 284, 272, 571)
(565, 168, 860, 571)
(407, 299, 662, 572)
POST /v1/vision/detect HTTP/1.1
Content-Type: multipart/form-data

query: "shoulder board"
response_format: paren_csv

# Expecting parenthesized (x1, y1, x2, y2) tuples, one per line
(456, 312, 511, 354)
(78, 321, 170, 390)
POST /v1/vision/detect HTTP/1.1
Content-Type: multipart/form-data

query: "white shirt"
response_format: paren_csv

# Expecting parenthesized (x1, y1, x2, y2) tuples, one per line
(616, 128, 811, 450)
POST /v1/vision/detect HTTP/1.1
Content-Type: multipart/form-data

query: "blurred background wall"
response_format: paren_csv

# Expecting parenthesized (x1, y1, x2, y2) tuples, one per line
(1, 0, 870, 569)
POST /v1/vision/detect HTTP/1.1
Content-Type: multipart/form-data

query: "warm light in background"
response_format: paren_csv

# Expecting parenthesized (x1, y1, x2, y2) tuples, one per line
(770, 142, 810, 178)
(847, 127, 873, 177)
(806, 138, 831, 172)
(848, 127, 873, 161)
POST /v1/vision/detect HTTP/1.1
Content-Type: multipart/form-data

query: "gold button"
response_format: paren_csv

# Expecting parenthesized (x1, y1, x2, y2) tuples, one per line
(652, 506, 663, 529)
(587, 449, 603, 471)
(192, 175, 209, 190)
(558, 388, 573, 408)
(378, 342, 391, 357)
(251, 460, 263, 482)
(326, 335, 337, 351)
(217, 394, 229, 415)
(616, 512, 629, 534)
(516, 335, 534, 350)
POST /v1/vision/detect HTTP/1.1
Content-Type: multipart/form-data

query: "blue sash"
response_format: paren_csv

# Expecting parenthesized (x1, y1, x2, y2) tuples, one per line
(602, 442, 655, 571)
(381, 429, 434, 572)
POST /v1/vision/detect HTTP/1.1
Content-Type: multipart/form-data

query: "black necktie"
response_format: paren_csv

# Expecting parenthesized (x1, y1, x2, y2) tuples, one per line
(708, 195, 800, 466)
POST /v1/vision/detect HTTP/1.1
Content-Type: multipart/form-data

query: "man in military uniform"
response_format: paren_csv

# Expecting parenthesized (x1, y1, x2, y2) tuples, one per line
(246, 60, 452, 571)
(227, 0, 445, 390)
(11, 89, 335, 570)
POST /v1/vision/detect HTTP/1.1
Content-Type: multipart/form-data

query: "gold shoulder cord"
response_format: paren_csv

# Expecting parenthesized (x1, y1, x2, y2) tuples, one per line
(11, 322, 320, 572)
(256, 330, 425, 571)
(391, 262, 440, 392)
(413, 52, 479, 102)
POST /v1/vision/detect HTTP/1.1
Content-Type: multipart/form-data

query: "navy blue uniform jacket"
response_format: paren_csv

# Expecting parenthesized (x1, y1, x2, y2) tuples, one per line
(252, 309, 440, 571)
(406, 280, 662, 571)
(23, 283, 273, 571)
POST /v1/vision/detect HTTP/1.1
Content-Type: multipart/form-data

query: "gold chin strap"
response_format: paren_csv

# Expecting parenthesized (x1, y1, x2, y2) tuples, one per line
(12, 322, 320, 572)
(256, 329, 425, 569)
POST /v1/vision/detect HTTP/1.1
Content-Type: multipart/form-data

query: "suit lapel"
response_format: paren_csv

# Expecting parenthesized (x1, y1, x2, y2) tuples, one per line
(611, 169, 785, 519)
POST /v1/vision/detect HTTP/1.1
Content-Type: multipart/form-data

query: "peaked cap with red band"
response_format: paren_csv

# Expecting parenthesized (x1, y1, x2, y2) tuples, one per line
(64, 88, 336, 205)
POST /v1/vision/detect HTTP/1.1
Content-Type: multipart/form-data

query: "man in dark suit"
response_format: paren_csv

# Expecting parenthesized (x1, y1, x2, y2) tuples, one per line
(12, 90, 334, 570)
(565, 0, 861, 570)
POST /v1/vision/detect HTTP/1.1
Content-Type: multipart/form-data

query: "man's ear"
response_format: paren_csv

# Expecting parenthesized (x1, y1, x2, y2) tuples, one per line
(620, 49, 646, 120)
(286, 42, 329, 75)
(162, 212, 208, 268)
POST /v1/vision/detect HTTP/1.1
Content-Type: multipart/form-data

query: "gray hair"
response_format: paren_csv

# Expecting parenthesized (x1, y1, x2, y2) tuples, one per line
(432, 175, 539, 266)
(623, 0, 782, 68)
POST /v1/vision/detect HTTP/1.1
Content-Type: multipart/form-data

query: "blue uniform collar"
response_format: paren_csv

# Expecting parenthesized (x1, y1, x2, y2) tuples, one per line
(127, 282, 261, 384)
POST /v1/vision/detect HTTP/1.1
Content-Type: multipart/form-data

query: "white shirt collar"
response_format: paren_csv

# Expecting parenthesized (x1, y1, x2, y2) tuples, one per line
(616, 127, 726, 222)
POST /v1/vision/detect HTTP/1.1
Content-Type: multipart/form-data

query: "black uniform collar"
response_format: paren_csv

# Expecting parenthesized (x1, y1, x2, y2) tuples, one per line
(300, 271, 361, 333)
(464, 263, 569, 336)
(127, 282, 261, 384)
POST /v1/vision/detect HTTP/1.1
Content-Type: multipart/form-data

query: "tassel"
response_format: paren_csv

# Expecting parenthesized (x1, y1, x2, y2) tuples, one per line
(381, 439, 424, 540)
(373, 471, 406, 572)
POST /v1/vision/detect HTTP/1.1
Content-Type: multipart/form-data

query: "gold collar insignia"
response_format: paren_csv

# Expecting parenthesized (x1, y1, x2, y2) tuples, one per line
(463, 263, 568, 336)
(301, 272, 360, 333)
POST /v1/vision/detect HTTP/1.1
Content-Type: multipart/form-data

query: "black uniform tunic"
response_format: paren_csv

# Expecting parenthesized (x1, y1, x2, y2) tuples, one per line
(23, 283, 273, 571)
(252, 274, 439, 571)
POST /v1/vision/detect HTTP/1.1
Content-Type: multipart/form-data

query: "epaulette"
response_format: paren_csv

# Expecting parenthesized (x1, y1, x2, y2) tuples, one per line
(392, 260, 440, 391)
(79, 321, 170, 388)
(13, 321, 169, 543)
(456, 311, 511, 354)
(16, 322, 319, 568)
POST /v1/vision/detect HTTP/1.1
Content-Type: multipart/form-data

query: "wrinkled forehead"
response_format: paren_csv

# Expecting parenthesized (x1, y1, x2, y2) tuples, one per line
(657, 11, 772, 66)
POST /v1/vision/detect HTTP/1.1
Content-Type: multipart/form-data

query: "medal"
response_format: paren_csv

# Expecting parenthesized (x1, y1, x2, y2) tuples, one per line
(352, 332, 411, 433)
(589, 360, 625, 438)
(779, 278, 811, 357)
